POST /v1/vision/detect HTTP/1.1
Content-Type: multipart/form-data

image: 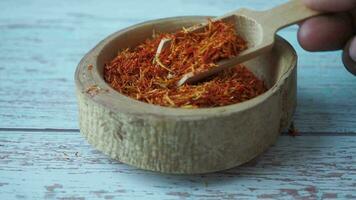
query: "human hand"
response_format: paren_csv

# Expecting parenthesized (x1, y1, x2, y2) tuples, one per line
(298, 0, 356, 75)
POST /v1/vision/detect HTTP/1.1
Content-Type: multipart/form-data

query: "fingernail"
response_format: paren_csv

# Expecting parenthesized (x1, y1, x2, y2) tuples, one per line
(349, 37, 356, 62)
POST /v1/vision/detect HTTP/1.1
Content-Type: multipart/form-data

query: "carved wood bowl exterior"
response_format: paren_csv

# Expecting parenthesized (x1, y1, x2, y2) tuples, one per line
(75, 16, 297, 174)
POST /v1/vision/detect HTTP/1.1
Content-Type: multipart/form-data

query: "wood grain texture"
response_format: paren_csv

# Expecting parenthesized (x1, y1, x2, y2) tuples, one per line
(1, 0, 355, 198)
(0, 131, 355, 199)
(0, 0, 355, 132)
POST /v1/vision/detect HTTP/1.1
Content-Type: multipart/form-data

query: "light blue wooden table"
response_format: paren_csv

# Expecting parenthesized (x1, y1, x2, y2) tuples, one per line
(1, 0, 355, 199)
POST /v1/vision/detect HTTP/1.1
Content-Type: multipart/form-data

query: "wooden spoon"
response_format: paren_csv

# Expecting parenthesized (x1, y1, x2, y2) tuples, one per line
(155, 0, 323, 86)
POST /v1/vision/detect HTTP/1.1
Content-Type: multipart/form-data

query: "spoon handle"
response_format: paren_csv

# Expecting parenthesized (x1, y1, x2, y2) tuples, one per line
(260, 0, 323, 31)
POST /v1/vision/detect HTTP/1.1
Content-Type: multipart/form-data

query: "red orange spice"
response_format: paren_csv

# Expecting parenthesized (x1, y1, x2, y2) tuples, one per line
(104, 20, 267, 108)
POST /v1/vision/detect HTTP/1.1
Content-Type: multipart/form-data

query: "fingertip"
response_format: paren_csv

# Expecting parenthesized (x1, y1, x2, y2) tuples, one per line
(297, 31, 310, 51)
(297, 21, 315, 51)
(297, 19, 327, 51)
(298, 14, 354, 51)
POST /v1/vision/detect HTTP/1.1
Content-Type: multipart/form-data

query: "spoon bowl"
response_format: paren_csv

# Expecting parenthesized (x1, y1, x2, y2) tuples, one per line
(219, 14, 264, 48)
(155, 0, 322, 86)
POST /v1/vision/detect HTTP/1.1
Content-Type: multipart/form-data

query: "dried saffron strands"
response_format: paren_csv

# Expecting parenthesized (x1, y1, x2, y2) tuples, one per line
(104, 20, 267, 108)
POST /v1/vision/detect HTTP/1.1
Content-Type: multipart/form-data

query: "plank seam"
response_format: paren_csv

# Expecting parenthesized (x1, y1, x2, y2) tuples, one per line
(0, 128, 80, 132)
(0, 128, 355, 135)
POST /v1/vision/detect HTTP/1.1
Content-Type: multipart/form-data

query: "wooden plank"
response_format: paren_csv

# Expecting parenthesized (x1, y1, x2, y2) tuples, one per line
(0, 131, 355, 199)
(277, 31, 356, 133)
(0, 0, 355, 132)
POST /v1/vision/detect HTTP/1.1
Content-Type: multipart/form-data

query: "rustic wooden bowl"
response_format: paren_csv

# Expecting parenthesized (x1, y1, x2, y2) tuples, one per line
(75, 16, 297, 174)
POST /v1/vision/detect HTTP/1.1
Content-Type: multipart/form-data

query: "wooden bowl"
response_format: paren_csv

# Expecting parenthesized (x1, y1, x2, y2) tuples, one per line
(75, 16, 297, 174)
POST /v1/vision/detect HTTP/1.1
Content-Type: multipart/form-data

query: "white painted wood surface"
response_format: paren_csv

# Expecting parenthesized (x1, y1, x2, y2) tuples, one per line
(0, 0, 355, 199)
(0, 0, 355, 132)
(1, 131, 355, 199)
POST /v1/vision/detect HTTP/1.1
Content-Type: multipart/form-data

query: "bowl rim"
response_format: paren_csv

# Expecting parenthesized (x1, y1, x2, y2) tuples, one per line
(75, 16, 297, 120)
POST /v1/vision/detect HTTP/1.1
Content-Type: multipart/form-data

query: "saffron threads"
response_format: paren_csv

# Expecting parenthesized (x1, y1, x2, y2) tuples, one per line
(104, 20, 267, 108)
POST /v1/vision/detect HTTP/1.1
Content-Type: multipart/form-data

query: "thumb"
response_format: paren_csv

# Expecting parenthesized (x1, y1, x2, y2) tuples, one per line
(342, 36, 356, 75)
